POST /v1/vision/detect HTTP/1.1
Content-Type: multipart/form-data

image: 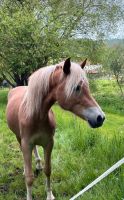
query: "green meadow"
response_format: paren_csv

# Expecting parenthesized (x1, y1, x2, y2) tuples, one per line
(0, 80, 124, 200)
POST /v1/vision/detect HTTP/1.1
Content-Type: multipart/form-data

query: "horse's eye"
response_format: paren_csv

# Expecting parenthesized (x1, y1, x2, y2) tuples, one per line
(75, 85, 81, 92)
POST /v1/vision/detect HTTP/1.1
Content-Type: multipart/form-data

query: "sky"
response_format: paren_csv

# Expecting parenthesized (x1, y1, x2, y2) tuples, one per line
(108, 21, 124, 39)
(76, 20, 124, 40)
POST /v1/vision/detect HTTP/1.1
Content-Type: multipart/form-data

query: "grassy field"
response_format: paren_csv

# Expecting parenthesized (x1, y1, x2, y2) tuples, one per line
(0, 80, 124, 200)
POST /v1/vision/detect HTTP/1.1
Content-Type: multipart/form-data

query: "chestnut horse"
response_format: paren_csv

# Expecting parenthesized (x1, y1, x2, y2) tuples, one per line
(6, 58, 105, 200)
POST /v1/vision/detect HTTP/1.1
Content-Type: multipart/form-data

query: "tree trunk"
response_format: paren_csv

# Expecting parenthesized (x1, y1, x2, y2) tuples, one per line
(14, 72, 29, 86)
(1, 73, 15, 87)
(115, 74, 124, 98)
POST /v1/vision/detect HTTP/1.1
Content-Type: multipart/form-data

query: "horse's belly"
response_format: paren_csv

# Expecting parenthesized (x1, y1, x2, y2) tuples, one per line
(6, 98, 20, 135)
(6, 87, 27, 140)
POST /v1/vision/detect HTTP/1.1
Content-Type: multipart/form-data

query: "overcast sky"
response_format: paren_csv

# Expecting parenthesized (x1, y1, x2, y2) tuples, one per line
(76, 20, 124, 40)
(108, 21, 124, 39)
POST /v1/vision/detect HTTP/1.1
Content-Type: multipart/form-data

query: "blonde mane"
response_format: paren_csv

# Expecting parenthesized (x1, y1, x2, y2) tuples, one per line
(23, 62, 87, 118)
(23, 65, 56, 118)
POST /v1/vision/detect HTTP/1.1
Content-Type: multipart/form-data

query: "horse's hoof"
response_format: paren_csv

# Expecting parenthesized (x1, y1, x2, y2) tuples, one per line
(46, 191, 55, 200)
(46, 197, 55, 200)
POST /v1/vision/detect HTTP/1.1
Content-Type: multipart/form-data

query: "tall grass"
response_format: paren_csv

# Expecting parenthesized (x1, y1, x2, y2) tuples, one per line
(0, 80, 124, 200)
(90, 79, 124, 115)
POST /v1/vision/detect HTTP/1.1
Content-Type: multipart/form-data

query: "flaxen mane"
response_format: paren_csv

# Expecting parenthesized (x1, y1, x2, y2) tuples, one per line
(23, 65, 56, 118)
(23, 62, 87, 118)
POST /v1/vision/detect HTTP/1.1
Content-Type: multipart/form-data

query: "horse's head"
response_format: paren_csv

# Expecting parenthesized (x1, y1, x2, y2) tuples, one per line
(56, 58, 105, 128)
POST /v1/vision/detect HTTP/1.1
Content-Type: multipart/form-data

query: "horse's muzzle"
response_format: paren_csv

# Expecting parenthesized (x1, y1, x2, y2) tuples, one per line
(88, 115, 105, 128)
(82, 106, 105, 128)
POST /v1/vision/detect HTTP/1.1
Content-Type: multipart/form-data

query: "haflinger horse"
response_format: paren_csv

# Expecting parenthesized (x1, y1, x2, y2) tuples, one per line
(6, 58, 105, 200)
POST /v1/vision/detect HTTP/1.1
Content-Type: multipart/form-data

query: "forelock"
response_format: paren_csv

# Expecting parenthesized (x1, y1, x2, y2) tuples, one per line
(64, 62, 88, 98)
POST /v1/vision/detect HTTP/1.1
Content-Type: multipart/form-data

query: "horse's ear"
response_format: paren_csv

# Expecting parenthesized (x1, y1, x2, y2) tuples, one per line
(80, 58, 87, 69)
(63, 58, 71, 75)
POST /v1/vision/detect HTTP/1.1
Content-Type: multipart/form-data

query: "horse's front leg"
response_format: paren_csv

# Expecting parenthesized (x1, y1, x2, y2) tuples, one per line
(44, 140, 55, 200)
(21, 139, 34, 200)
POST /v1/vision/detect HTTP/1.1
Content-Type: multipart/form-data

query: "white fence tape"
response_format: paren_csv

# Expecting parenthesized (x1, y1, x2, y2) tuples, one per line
(70, 157, 124, 200)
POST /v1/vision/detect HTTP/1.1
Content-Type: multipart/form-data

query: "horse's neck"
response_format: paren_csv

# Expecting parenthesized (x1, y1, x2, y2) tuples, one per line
(42, 89, 56, 117)
(25, 68, 62, 121)
(38, 70, 61, 119)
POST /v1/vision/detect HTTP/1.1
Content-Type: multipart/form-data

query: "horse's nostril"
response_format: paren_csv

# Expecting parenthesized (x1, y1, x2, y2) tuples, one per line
(97, 115, 103, 123)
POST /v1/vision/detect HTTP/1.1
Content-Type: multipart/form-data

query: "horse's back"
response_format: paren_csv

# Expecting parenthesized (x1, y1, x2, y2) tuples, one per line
(8, 86, 27, 100)
(6, 86, 27, 140)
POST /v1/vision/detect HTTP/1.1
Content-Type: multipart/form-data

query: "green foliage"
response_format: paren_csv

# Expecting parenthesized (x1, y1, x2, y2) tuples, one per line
(103, 45, 124, 97)
(0, 0, 67, 86)
(105, 46, 124, 74)
(68, 39, 107, 64)
(0, 0, 123, 86)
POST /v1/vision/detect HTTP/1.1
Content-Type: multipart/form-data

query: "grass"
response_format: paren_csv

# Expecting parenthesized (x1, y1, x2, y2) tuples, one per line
(0, 80, 124, 200)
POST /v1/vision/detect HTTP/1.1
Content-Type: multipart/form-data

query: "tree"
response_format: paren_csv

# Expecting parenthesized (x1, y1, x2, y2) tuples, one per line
(63, 38, 107, 64)
(0, 0, 68, 86)
(0, 0, 63, 86)
(0, 0, 123, 86)
(104, 46, 124, 97)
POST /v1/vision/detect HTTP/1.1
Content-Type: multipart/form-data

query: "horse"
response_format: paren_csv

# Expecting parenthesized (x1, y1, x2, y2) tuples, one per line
(6, 58, 105, 200)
